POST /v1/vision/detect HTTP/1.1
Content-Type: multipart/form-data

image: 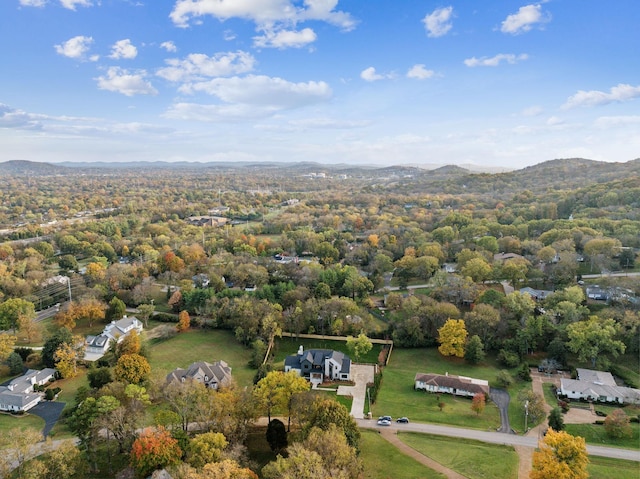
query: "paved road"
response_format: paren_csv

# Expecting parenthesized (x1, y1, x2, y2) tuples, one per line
(356, 419, 640, 462)
(489, 387, 513, 434)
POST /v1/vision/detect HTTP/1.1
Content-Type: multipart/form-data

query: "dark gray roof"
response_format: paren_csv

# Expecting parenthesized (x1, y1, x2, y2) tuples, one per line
(166, 360, 232, 386)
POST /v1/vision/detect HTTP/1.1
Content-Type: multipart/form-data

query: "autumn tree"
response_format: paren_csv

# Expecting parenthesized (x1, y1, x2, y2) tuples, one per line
(177, 310, 191, 332)
(187, 431, 228, 469)
(437, 319, 468, 358)
(530, 429, 588, 479)
(0, 333, 17, 361)
(0, 298, 35, 332)
(116, 328, 141, 357)
(184, 460, 258, 479)
(517, 389, 546, 425)
(53, 336, 84, 379)
(346, 332, 373, 362)
(17, 313, 40, 343)
(471, 393, 486, 415)
(567, 316, 626, 368)
(302, 398, 360, 449)
(604, 408, 632, 439)
(114, 353, 151, 385)
(41, 327, 73, 368)
(464, 303, 500, 348)
(130, 427, 182, 478)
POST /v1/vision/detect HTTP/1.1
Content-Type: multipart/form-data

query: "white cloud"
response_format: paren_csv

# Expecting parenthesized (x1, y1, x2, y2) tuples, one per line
(170, 0, 355, 31)
(160, 41, 177, 52)
(253, 28, 317, 49)
(96, 67, 158, 96)
(521, 106, 543, 117)
(109, 39, 138, 60)
(19, 0, 47, 7)
(594, 115, 640, 128)
(164, 102, 277, 122)
(288, 118, 370, 129)
(546, 116, 564, 126)
(60, 0, 92, 10)
(179, 75, 332, 111)
(360, 66, 394, 82)
(501, 4, 550, 35)
(157, 51, 256, 82)
(0, 103, 43, 130)
(54, 35, 96, 60)
(464, 53, 528, 67)
(407, 64, 435, 80)
(423, 6, 453, 38)
(562, 83, 640, 109)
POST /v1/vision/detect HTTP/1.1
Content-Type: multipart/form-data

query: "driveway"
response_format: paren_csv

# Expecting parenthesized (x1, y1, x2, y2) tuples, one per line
(337, 364, 376, 419)
(489, 387, 514, 434)
(29, 401, 66, 438)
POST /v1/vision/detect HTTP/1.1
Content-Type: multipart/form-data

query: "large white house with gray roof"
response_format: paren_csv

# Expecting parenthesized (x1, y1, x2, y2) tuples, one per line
(560, 368, 640, 404)
(284, 346, 351, 386)
(85, 315, 143, 360)
(0, 368, 56, 412)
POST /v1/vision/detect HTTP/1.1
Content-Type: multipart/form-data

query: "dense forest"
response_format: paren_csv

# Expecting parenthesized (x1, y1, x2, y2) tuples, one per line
(0, 157, 638, 478)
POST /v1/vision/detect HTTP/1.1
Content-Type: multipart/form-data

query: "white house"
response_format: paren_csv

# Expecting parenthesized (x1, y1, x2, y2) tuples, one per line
(0, 368, 56, 412)
(559, 368, 640, 405)
(166, 360, 233, 390)
(85, 315, 143, 360)
(414, 372, 490, 398)
(284, 346, 351, 387)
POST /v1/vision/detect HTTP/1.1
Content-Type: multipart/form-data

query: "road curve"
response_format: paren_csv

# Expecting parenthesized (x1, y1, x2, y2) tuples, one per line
(356, 419, 640, 462)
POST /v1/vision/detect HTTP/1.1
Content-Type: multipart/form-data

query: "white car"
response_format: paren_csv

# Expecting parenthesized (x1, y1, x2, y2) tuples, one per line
(377, 419, 391, 426)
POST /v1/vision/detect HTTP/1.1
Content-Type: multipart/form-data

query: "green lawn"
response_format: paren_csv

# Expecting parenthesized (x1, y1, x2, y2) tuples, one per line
(399, 432, 519, 479)
(359, 430, 446, 479)
(0, 413, 44, 433)
(587, 456, 640, 479)
(565, 422, 640, 450)
(506, 380, 544, 434)
(148, 329, 256, 387)
(373, 348, 502, 429)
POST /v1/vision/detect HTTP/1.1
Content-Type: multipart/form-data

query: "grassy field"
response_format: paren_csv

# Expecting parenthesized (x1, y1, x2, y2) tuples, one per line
(359, 429, 446, 479)
(147, 328, 256, 387)
(373, 348, 504, 429)
(587, 456, 640, 479)
(565, 422, 640, 449)
(399, 432, 519, 479)
(0, 413, 44, 433)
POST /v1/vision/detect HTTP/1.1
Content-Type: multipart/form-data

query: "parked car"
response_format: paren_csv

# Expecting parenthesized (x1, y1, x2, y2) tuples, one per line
(377, 419, 391, 426)
(378, 415, 392, 422)
(396, 417, 409, 423)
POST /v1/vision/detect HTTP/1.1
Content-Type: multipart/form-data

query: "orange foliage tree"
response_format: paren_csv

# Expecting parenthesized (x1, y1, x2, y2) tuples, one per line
(177, 310, 190, 332)
(130, 427, 182, 478)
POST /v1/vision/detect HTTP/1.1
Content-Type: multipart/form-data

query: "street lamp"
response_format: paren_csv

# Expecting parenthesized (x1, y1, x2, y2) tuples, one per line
(524, 400, 529, 432)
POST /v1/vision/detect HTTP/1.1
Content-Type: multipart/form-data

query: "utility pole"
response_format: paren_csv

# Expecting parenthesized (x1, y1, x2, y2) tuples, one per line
(524, 400, 529, 432)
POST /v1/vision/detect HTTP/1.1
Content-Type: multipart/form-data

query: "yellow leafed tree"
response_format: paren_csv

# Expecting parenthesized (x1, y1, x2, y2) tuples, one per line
(437, 319, 468, 357)
(530, 429, 589, 479)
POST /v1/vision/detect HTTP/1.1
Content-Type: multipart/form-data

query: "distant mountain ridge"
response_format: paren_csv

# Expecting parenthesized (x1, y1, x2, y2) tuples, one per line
(0, 158, 638, 195)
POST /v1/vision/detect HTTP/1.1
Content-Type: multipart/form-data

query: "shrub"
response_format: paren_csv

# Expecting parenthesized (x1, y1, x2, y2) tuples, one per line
(604, 409, 632, 439)
(153, 313, 179, 323)
(14, 347, 33, 362)
(517, 363, 532, 381)
(497, 349, 520, 368)
(45, 388, 55, 400)
(496, 370, 513, 389)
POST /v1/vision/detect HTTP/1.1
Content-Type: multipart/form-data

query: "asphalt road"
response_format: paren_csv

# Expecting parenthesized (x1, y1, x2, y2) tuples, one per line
(357, 419, 640, 462)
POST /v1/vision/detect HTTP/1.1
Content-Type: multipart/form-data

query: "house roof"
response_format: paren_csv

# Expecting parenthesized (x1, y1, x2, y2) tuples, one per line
(414, 372, 490, 395)
(8, 368, 56, 394)
(561, 378, 622, 399)
(0, 390, 41, 408)
(166, 360, 232, 386)
(576, 368, 617, 386)
(285, 349, 351, 374)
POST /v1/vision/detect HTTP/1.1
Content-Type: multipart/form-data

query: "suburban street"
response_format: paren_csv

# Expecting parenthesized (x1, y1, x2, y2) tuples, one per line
(356, 419, 640, 462)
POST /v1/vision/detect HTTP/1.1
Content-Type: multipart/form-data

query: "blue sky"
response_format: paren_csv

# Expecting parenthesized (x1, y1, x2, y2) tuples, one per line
(1, 0, 639, 169)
